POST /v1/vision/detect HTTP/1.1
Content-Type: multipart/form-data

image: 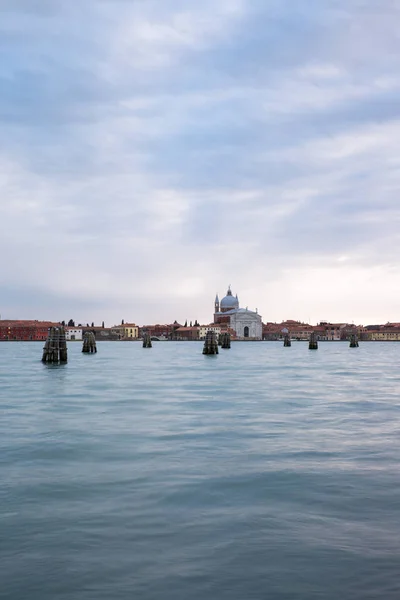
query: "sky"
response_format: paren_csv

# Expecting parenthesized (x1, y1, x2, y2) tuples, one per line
(1, 0, 400, 326)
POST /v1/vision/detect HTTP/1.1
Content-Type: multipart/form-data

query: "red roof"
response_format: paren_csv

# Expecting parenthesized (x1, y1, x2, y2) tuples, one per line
(0, 320, 60, 327)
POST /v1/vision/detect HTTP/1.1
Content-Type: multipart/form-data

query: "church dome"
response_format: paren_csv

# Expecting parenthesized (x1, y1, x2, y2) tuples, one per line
(220, 286, 239, 311)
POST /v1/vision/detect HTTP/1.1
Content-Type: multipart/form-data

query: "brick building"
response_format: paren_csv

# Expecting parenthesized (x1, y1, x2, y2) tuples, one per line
(175, 326, 200, 341)
(139, 322, 182, 339)
(0, 320, 60, 341)
(263, 321, 314, 341)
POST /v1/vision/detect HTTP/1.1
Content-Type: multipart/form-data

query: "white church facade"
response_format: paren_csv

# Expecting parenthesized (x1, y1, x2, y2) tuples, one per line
(213, 286, 262, 340)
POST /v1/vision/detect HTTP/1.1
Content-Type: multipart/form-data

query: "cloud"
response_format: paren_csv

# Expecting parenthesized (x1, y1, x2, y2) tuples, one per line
(102, 0, 245, 70)
(1, 0, 400, 325)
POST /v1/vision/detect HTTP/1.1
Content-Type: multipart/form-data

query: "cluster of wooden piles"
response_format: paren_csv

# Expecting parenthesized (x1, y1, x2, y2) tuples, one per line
(42, 327, 68, 364)
(218, 332, 231, 349)
(349, 334, 359, 348)
(203, 330, 219, 355)
(309, 332, 318, 350)
(283, 333, 291, 347)
(82, 331, 97, 353)
(143, 333, 152, 348)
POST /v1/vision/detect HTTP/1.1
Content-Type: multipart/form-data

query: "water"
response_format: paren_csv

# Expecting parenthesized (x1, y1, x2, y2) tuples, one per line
(1, 341, 400, 600)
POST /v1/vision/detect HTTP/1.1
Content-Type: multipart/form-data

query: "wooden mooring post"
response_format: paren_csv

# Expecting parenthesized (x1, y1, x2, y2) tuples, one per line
(349, 334, 359, 348)
(203, 330, 219, 355)
(221, 332, 231, 349)
(309, 332, 318, 350)
(283, 333, 291, 347)
(82, 331, 97, 353)
(143, 333, 152, 348)
(42, 326, 68, 364)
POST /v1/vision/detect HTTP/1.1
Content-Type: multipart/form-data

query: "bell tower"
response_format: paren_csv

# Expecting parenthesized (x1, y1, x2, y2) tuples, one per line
(214, 294, 220, 314)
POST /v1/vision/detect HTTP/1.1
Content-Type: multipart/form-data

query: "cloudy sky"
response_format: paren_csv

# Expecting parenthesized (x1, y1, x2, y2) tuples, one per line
(1, 0, 399, 326)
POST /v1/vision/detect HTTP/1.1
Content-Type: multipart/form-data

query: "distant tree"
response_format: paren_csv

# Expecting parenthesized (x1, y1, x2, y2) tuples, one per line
(86, 323, 89, 327)
(102, 321, 105, 328)
(121, 319, 124, 325)
(194, 319, 199, 326)
(190, 320, 192, 327)
(91, 322, 94, 327)
(61, 320, 65, 326)
(68, 319, 75, 327)
(184, 320, 187, 327)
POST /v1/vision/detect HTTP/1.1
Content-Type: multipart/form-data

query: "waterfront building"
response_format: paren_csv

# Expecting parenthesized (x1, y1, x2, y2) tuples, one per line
(263, 321, 314, 341)
(199, 324, 219, 339)
(199, 325, 210, 340)
(214, 286, 262, 340)
(262, 323, 288, 341)
(340, 324, 365, 340)
(120, 323, 139, 339)
(199, 323, 236, 340)
(364, 324, 400, 341)
(175, 326, 200, 341)
(199, 323, 221, 339)
(0, 320, 60, 341)
(65, 327, 83, 341)
(140, 322, 182, 339)
(82, 326, 121, 341)
(262, 321, 367, 341)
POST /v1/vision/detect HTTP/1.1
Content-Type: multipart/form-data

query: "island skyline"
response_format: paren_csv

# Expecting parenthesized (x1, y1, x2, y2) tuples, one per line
(0, 281, 398, 331)
(1, 315, 400, 343)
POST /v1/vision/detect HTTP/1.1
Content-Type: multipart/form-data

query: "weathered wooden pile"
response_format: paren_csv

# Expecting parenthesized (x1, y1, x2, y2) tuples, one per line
(349, 334, 359, 348)
(143, 333, 152, 348)
(82, 331, 97, 353)
(220, 332, 231, 349)
(309, 332, 318, 350)
(283, 333, 291, 347)
(42, 327, 68, 364)
(203, 330, 219, 355)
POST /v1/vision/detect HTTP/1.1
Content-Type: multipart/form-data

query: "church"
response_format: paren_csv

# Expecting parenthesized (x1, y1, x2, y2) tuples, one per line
(214, 286, 263, 340)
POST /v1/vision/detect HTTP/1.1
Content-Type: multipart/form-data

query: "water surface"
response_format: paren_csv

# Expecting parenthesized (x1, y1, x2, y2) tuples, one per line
(1, 341, 400, 599)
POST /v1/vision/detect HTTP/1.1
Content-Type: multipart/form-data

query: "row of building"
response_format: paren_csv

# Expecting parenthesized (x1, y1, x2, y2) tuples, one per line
(0, 320, 233, 342)
(0, 286, 262, 342)
(263, 321, 400, 342)
(2, 318, 400, 342)
(1, 286, 399, 342)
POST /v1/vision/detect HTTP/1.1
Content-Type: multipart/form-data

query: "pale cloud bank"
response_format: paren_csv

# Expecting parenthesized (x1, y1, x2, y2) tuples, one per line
(1, 0, 400, 325)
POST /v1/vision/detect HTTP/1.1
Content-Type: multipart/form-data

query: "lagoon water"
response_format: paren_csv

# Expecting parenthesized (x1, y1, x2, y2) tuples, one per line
(1, 341, 400, 599)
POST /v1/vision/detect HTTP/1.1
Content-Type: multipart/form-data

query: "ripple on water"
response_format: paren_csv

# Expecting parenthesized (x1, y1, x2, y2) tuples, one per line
(1, 341, 400, 599)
